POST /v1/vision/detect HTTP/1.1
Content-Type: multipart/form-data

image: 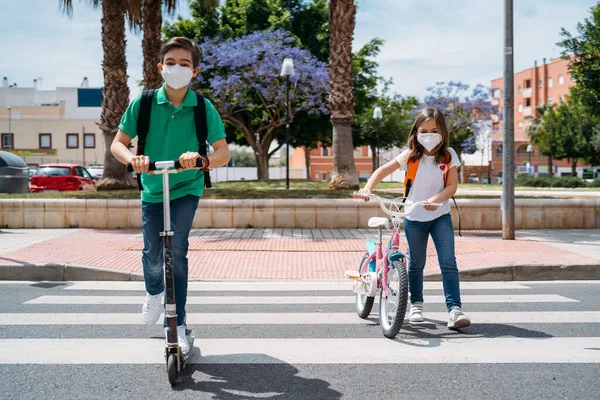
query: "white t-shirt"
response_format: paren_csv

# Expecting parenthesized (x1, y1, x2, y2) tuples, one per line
(394, 148, 460, 222)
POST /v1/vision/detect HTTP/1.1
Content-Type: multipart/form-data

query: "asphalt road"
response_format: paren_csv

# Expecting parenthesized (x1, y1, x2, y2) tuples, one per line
(1, 280, 599, 400)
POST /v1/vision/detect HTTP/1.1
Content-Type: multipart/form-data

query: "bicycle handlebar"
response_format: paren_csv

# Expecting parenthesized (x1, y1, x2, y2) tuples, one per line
(353, 192, 442, 218)
(126, 158, 204, 173)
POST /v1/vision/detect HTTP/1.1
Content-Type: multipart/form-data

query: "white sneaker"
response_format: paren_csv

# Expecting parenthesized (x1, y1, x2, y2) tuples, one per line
(141, 291, 163, 325)
(448, 307, 471, 329)
(177, 325, 190, 355)
(408, 302, 424, 323)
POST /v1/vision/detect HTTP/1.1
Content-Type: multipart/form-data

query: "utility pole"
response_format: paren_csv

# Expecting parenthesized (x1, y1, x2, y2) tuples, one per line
(502, 0, 515, 240)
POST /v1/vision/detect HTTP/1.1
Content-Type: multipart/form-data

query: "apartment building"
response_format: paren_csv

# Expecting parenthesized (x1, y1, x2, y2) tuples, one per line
(0, 77, 104, 167)
(489, 57, 597, 181)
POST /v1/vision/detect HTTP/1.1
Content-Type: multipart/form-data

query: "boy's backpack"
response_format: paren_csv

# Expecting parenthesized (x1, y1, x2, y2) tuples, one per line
(135, 89, 212, 191)
(403, 156, 462, 236)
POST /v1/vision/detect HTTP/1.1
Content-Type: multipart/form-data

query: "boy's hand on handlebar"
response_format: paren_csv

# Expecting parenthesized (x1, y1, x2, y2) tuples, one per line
(130, 155, 150, 174)
(178, 152, 202, 171)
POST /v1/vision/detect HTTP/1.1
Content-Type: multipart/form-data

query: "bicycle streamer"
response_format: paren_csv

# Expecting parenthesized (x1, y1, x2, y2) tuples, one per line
(402, 157, 462, 236)
(135, 89, 212, 191)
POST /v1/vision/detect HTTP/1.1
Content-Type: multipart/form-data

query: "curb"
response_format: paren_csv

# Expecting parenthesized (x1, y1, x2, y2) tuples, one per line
(1, 263, 599, 282)
(425, 263, 600, 281)
(0, 263, 144, 281)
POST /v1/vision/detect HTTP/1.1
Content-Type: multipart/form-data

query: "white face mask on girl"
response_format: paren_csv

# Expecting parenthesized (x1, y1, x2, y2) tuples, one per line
(417, 133, 442, 152)
(160, 64, 193, 89)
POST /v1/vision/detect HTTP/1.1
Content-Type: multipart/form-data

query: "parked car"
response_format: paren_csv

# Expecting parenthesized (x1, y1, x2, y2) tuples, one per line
(87, 164, 104, 180)
(29, 164, 97, 192)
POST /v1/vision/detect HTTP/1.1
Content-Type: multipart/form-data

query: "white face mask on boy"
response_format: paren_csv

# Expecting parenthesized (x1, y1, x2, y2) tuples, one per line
(417, 133, 442, 152)
(160, 64, 193, 89)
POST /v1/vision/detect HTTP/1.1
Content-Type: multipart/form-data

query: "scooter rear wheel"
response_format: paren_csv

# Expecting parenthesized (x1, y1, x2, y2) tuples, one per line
(167, 353, 178, 386)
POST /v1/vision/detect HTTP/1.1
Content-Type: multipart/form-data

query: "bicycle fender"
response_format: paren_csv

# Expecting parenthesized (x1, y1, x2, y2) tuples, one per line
(388, 250, 406, 263)
(365, 239, 377, 256)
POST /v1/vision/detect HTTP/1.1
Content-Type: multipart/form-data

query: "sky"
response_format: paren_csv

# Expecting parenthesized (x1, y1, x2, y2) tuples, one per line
(0, 0, 597, 102)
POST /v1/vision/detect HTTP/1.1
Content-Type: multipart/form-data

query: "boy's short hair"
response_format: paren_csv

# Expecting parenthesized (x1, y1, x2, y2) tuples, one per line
(159, 37, 201, 68)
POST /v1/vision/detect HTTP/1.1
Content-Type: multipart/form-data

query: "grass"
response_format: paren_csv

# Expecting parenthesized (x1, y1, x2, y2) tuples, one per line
(0, 180, 597, 200)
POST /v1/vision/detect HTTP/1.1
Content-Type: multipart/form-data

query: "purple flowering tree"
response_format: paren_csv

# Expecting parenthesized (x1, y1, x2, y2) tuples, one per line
(420, 81, 499, 181)
(196, 29, 329, 181)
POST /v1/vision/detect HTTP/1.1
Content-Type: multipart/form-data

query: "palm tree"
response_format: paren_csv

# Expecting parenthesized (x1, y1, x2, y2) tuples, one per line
(327, 0, 359, 190)
(60, 0, 141, 190)
(142, 0, 219, 89)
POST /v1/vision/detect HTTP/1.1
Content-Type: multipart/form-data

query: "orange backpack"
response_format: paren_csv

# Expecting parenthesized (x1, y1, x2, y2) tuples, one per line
(402, 157, 461, 236)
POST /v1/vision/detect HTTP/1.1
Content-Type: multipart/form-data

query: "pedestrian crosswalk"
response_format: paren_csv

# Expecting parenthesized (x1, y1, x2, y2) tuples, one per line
(1, 280, 600, 365)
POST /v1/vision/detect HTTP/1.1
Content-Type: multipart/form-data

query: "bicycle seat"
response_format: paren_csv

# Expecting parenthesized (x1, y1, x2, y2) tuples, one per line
(368, 217, 389, 229)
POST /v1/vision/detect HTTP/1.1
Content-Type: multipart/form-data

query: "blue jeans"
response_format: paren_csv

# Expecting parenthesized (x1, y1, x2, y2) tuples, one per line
(404, 213, 461, 312)
(141, 195, 200, 326)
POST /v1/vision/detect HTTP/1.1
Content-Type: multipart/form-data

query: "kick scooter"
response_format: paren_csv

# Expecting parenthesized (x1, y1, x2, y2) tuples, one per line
(127, 158, 204, 386)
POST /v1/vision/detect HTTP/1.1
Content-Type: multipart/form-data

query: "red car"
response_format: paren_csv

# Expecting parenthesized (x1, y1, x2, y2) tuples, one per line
(29, 164, 97, 193)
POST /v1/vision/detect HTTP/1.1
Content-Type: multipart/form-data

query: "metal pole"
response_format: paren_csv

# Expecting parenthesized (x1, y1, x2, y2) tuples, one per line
(286, 76, 290, 190)
(376, 119, 380, 170)
(8, 106, 12, 151)
(502, 0, 515, 240)
(82, 126, 86, 167)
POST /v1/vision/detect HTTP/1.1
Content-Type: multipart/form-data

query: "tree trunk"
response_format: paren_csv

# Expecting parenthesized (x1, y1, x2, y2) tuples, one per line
(548, 157, 553, 177)
(571, 159, 577, 176)
(96, 1, 136, 190)
(142, 0, 163, 89)
(256, 151, 269, 182)
(327, 0, 359, 190)
(305, 146, 311, 180)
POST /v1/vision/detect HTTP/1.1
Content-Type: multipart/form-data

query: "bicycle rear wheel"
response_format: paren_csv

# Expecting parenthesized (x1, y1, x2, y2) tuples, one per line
(355, 253, 375, 319)
(379, 259, 408, 338)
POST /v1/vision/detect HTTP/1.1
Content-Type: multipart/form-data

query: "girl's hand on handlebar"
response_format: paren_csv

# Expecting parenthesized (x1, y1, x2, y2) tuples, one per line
(178, 152, 201, 171)
(424, 197, 440, 211)
(355, 188, 372, 202)
(130, 155, 150, 174)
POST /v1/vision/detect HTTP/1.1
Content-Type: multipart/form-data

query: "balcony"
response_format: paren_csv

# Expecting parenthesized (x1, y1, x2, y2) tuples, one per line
(523, 88, 532, 98)
(523, 106, 532, 116)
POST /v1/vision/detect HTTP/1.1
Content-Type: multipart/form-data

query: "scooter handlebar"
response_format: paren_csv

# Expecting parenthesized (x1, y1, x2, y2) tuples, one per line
(126, 158, 204, 173)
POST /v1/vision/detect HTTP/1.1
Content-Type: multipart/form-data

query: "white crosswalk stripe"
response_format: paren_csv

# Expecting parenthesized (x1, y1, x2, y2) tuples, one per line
(1, 280, 599, 366)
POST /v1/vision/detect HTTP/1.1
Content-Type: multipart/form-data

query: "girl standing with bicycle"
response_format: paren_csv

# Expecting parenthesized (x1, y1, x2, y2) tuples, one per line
(358, 107, 470, 329)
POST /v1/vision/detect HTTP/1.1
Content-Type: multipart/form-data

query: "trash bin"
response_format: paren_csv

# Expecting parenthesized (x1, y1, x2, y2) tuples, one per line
(0, 151, 29, 193)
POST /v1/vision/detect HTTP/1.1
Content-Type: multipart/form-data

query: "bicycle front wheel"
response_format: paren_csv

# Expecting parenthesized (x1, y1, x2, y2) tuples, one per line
(355, 253, 375, 319)
(379, 259, 408, 338)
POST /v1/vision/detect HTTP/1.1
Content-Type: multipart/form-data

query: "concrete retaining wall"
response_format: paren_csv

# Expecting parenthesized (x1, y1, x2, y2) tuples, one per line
(1, 198, 598, 230)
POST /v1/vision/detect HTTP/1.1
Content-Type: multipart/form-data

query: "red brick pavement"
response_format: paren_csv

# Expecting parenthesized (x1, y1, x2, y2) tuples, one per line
(0, 229, 596, 279)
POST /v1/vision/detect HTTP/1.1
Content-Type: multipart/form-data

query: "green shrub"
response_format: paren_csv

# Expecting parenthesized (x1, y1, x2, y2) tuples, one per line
(551, 176, 588, 188)
(589, 178, 600, 188)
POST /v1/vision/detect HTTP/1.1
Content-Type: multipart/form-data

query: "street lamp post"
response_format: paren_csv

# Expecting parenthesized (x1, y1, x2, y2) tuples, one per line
(373, 106, 382, 170)
(280, 58, 295, 190)
(502, 0, 515, 240)
(527, 144, 533, 175)
(7, 106, 12, 151)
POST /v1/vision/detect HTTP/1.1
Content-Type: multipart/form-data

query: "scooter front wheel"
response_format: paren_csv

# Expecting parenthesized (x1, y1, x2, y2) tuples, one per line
(167, 353, 178, 386)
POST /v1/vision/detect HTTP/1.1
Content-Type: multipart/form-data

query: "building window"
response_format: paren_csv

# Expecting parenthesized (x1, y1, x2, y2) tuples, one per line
(525, 98, 531, 107)
(67, 134, 79, 149)
(493, 89, 501, 99)
(39, 133, 52, 149)
(84, 133, 96, 148)
(496, 145, 503, 157)
(518, 85, 522, 93)
(539, 98, 544, 106)
(322, 147, 329, 156)
(1, 133, 14, 149)
(547, 77, 553, 87)
(548, 96, 553, 106)
(518, 121, 523, 129)
(558, 75, 565, 85)
(518, 103, 523, 112)
(539, 80, 543, 89)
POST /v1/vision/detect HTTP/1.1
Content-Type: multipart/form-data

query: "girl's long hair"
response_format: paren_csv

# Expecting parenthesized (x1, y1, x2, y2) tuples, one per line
(405, 107, 451, 165)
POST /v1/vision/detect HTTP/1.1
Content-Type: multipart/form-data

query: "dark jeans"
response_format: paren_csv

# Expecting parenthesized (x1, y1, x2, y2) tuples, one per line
(141, 195, 199, 326)
(404, 213, 461, 312)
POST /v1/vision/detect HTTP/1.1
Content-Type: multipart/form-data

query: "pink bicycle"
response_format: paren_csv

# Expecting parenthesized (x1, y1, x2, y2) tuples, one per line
(348, 192, 442, 338)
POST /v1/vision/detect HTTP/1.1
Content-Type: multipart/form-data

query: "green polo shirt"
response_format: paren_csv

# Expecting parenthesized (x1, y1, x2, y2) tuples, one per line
(119, 84, 226, 203)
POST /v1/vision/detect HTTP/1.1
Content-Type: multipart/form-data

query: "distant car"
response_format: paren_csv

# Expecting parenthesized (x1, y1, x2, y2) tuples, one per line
(29, 164, 97, 193)
(87, 164, 104, 180)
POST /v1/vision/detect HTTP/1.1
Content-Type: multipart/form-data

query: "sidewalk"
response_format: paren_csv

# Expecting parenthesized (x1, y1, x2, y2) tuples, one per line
(1, 228, 598, 280)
